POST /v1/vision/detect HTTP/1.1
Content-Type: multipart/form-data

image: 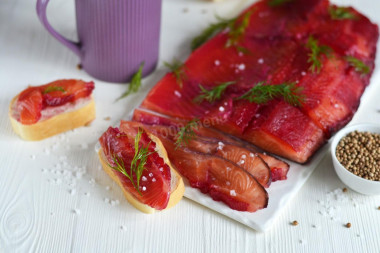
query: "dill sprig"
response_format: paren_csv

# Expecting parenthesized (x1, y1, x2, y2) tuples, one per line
(175, 119, 199, 149)
(193, 81, 235, 104)
(43, 86, 66, 94)
(191, 16, 232, 51)
(268, 0, 294, 7)
(329, 6, 357, 20)
(164, 59, 187, 88)
(237, 82, 304, 107)
(225, 11, 253, 49)
(191, 11, 252, 52)
(116, 62, 144, 101)
(305, 36, 332, 74)
(109, 128, 155, 195)
(345, 56, 370, 75)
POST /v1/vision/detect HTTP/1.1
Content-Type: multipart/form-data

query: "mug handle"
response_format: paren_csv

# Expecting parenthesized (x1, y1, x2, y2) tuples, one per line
(36, 0, 82, 57)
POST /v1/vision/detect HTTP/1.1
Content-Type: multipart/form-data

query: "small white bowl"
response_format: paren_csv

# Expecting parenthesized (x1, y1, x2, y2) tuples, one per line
(331, 123, 380, 195)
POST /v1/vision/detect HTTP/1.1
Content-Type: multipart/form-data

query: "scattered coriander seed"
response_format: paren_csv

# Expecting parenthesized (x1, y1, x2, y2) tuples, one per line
(378, 206, 380, 210)
(291, 220, 298, 226)
(343, 188, 348, 193)
(77, 63, 82, 70)
(104, 116, 111, 121)
(336, 131, 380, 181)
(346, 223, 351, 228)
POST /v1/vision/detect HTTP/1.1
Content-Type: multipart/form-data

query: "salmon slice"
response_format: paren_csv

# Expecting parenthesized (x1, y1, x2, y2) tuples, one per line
(119, 121, 268, 212)
(17, 89, 43, 125)
(132, 109, 290, 182)
(99, 127, 172, 210)
(16, 79, 95, 124)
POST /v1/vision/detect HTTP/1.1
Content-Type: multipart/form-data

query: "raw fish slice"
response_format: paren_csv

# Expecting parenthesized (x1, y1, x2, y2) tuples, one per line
(17, 89, 43, 125)
(185, 139, 272, 188)
(16, 79, 95, 124)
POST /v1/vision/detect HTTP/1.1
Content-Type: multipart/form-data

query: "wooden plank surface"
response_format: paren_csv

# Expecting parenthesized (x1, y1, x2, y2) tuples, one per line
(1, 0, 380, 252)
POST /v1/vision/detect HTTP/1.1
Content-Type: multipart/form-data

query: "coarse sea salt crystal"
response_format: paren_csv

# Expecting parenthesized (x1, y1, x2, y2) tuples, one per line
(226, 181, 231, 186)
(249, 153, 255, 157)
(142, 186, 147, 191)
(152, 178, 156, 182)
(149, 173, 153, 177)
(81, 143, 88, 149)
(219, 106, 225, 112)
(226, 167, 231, 171)
(159, 167, 163, 172)
(30, 155, 36, 160)
(142, 176, 147, 181)
(69, 189, 76, 195)
(215, 60, 220, 66)
(241, 154, 247, 159)
(174, 90, 182, 98)
(120, 225, 127, 231)
(258, 58, 264, 64)
(238, 64, 245, 70)
(105, 186, 110, 191)
(84, 192, 90, 197)
(301, 71, 306, 76)
(230, 190, 237, 196)
(73, 209, 81, 215)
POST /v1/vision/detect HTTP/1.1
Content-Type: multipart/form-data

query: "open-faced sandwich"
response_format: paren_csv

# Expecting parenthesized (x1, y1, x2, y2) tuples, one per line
(98, 126, 185, 213)
(9, 79, 95, 141)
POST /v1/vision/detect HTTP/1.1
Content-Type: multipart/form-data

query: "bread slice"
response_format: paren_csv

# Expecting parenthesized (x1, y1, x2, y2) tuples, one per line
(9, 96, 96, 141)
(97, 133, 185, 214)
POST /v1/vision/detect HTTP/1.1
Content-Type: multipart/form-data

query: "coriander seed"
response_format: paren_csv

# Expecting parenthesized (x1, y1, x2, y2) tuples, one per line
(336, 131, 380, 181)
(346, 223, 351, 228)
(291, 220, 298, 226)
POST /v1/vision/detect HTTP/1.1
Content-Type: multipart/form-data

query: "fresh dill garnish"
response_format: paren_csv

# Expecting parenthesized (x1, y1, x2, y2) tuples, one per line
(345, 56, 370, 75)
(191, 11, 253, 52)
(191, 15, 232, 51)
(109, 128, 155, 195)
(237, 82, 304, 107)
(329, 6, 357, 20)
(305, 36, 332, 74)
(193, 81, 235, 104)
(268, 0, 294, 7)
(175, 119, 199, 149)
(42, 86, 66, 94)
(225, 11, 253, 49)
(164, 59, 187, 88)
(116, 62, 144, 101)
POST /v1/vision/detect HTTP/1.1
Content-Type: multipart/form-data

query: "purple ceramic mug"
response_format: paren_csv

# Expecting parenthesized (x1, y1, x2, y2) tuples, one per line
(36, 0, 162, 83)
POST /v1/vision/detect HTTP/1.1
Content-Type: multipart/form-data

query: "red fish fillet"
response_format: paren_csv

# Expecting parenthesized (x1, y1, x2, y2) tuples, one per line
(138, 0, 378, 163)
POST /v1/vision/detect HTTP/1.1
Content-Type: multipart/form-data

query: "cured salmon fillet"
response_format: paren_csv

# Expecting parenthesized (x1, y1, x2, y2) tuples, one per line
(119, 121, 268, 212)
(139, 0, 378, 163)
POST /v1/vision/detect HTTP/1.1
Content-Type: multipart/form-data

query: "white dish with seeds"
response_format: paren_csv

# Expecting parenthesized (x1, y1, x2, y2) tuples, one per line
(331, 123, 380, 195)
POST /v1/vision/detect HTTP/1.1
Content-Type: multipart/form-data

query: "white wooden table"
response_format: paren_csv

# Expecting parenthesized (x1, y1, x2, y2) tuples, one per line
(1, 0, 380, 252)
